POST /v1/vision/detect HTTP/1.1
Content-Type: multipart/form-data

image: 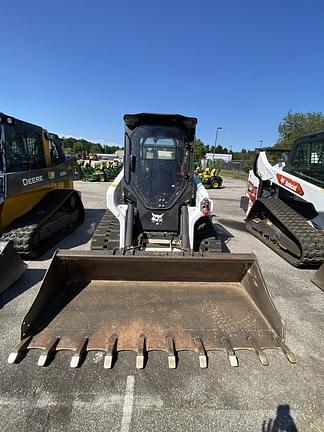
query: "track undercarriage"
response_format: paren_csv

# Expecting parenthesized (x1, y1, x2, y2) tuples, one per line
(90, 210, 222, 255)
(1, 189, 84, 257)
(246, 197, 324, 267)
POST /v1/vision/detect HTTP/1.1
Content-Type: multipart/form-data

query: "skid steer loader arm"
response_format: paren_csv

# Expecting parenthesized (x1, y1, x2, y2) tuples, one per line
(8, 250, 295, 368)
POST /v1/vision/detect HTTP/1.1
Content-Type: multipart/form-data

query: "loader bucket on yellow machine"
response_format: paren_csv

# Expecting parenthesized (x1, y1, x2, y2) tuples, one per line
(0, 240, 26, 295)
(8, 250, 296, 368)
(312, 263, 324, 291)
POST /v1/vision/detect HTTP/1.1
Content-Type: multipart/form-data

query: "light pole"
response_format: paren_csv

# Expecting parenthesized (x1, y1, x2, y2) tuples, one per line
(259, 139, 263, 148)
(213, 127, 222, 162)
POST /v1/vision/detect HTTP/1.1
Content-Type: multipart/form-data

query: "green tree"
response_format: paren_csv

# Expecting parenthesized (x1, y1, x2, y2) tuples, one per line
(194, 138, 207, 162)
(275, 111, 324, 149)
(232, 148, 255, 161)
(63, 137, 122, 157)
(208, 144, 229, 154)
(89, 143, 103, 153)
(103, 145, 120, 154)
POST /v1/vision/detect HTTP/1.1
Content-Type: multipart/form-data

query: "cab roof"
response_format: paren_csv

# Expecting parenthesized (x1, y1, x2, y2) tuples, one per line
(123, 113, 197, 131)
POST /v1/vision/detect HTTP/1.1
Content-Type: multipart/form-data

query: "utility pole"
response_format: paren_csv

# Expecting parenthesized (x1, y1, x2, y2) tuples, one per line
(213, 127, 222, 162)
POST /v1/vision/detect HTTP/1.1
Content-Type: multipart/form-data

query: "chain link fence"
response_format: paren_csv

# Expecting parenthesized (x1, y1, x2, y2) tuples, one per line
(221, 159, 253, 173)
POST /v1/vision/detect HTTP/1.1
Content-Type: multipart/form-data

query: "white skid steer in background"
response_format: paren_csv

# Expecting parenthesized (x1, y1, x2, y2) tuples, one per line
(241, 131, 324, 267)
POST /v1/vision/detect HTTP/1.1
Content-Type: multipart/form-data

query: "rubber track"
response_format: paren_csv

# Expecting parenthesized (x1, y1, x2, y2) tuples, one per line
(90, 210, 119, 251)
(91, 211, 221, 254)
(246, 197, 324, 267)
(194, 217, 222, 254)
(1, 224, 38, 255)
(1, 190, 84, 257)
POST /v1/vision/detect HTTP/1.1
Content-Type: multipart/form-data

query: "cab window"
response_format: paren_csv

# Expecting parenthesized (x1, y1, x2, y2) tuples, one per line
(4, 125, 45, 173)
(49, 138, 65, 165)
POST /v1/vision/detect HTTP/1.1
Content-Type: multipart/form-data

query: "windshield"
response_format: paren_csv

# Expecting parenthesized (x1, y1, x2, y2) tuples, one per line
(3, 124, 45, 173)
(288, 140, 324, 187)
(131, 125, 188, 208)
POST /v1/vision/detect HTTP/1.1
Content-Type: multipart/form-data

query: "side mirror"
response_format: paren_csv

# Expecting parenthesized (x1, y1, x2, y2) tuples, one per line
(130, 154, 136, 172)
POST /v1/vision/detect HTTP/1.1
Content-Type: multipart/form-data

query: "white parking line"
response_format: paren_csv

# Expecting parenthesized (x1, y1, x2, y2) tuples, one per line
(120, 375, 135, 432)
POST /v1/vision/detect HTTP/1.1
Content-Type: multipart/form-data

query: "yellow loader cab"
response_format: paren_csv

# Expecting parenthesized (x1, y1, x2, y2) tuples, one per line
(0, 113, 84, 257)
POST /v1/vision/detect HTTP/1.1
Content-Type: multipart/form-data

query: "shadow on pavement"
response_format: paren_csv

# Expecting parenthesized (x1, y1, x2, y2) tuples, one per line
(217, 218, 247, 232)
(262, 404, 298, 432)
(215, 197, 242, 202)
(212, 223, 234, 253)
(38, 208, 106, 260)
(0, 268, 46, 309)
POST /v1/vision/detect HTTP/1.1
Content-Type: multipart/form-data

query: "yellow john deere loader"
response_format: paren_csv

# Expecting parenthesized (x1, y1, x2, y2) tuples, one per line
(8, 114, 295, 368)
(0, 113, 84, 293)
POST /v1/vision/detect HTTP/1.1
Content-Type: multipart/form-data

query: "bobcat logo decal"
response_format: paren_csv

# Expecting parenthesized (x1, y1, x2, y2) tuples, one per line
(151, 212, 164, 225)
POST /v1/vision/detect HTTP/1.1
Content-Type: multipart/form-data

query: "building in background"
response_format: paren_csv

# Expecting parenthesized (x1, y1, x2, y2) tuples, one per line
(95, 149, 124, 162)
(205, 153, 232, 162)
(115, 149, 124, 159)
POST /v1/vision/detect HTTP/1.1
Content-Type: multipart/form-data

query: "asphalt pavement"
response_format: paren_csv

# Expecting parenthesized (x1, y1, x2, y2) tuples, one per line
(0, 178, 323, 432)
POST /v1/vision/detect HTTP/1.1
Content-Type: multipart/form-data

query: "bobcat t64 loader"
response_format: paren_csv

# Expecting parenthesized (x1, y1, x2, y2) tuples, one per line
(241, 131, 324, 268)
(0, 113, 84, 294)
(9, 114, 295, 369)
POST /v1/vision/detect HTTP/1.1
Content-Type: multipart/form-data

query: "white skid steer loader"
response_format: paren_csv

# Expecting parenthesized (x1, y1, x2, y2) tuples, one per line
(241, 131, 324, 267)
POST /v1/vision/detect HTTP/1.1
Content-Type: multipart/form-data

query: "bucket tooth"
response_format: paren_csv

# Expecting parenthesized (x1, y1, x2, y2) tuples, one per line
(274, 336, 296, 364)
(248, 336, 269, 366)
(193, 337, 208, 368)
(70, 338, 88, 368)
(8, 336, 32, 364)
(37, 337, 59, 367)
(136, 334, 146, 369)
(104, 335, 118, 369)
(222, 337, 238, 367)
(166, 336, 177, 369)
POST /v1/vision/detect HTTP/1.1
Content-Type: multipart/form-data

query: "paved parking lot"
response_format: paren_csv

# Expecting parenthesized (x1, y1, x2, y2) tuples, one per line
(0, 178, 323, 431)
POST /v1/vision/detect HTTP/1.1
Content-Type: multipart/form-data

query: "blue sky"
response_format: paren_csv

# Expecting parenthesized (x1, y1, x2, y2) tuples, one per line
(1, 1, 323, 150)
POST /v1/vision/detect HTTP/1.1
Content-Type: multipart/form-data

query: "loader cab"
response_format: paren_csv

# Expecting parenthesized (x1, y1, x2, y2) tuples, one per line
(123, 113, 196, 232)
(285, 131, 324, 188)
(0, 113, 68, 176)
(0, 113, 46, 174)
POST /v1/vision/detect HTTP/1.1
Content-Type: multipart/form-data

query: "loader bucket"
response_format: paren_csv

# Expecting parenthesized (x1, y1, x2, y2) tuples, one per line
(8, 250, 295, 368)
(0, 240, 26, 295)
(312, 263, 324, 291)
